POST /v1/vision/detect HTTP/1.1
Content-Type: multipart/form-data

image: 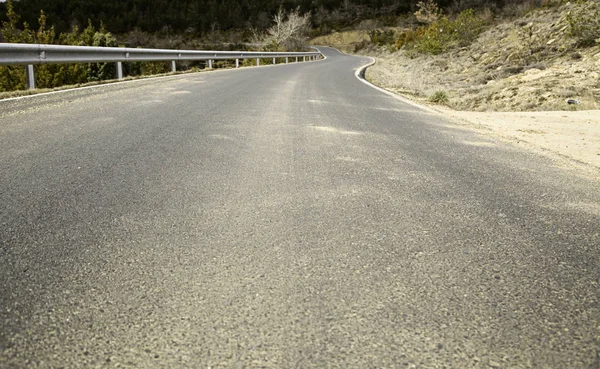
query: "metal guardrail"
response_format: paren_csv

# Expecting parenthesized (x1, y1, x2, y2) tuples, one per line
(0, 43, 323, 89)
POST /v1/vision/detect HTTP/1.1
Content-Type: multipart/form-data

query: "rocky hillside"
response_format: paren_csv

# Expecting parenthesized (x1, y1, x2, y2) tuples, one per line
(317, 1, 600, 112)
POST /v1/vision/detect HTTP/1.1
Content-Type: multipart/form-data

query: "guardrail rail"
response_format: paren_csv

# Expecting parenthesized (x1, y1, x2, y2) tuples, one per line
(0, 43, 323, 89)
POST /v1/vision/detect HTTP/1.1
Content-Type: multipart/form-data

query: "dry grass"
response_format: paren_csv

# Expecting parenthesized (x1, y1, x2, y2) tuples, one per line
(361, 1, 600, 112)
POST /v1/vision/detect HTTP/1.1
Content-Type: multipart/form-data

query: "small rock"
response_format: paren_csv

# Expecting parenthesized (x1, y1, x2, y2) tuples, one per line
(490, 360, 502, 368)
(524, 68, 542, 75)
(547, 38, 556, 45)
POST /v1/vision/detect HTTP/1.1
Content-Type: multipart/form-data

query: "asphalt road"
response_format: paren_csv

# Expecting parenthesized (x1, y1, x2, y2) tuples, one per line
(0, 47, 598, 368)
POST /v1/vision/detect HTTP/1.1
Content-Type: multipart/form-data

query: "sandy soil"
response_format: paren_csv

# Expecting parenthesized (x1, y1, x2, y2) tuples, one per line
(376, 86, 600, 172)
(368, 82, 600, 171)
(439, 108, 600, 171)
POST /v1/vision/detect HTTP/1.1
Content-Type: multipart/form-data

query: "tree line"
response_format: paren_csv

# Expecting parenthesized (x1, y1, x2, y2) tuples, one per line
(0, 0, 208, 92)
(0, 0, 521, 36)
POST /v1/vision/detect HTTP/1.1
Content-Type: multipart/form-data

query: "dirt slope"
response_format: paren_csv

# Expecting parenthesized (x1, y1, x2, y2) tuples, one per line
(363, 1, 600, 112)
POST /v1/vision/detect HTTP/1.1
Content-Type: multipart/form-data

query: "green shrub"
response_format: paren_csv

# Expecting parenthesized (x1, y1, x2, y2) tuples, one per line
(429, 90, 449, 104)
(0, 1, 124, 91)
(565, 6, 600, 47)
(397, 8, 487, 54)
(367, 29, 397, 47)
(395, 28, 426, 49)
(85, 31, 119, 82)
(415, 16, 455, 54)
(453, 9, 486, 46)
(353, 40, 369, 52)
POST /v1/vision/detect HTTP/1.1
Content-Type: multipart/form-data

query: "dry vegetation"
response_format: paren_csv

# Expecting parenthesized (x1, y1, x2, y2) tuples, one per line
(319, 0, 600, 112)
(310, 29, 370, 49)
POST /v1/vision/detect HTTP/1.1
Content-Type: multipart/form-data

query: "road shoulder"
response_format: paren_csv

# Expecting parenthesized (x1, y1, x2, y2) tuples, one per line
(358, 59, 600, 173)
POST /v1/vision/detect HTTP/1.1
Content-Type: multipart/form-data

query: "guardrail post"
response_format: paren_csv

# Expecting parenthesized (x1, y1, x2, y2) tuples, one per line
(273, 57, 276, 64)
(25, 64, 35, 89)
(235, 59, 239, 68)
(171, 61, 176, 73)
(303, 56, 306, 62)
(295, 56, 298, 62)
(116, 62, 123, 79)
(208, 60, 213, 69)
(286, 57, 289, 64)
(256, 58, 260, 66)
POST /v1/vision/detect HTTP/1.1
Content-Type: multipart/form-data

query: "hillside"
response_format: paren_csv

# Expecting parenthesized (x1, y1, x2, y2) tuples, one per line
(314, 1, 600, 112)
(311, 0, 600, 169)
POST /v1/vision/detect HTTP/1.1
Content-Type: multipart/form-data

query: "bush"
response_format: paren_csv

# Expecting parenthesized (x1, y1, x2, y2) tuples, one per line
(0, 0, 188, 92)
(85, 31, 119, 82)
(396, 8, 487, 54)
(353, 40, 369, 52)
(429, 90, 449, 103)
(367, 29, 397, 47)
(565, 5, 600, 47)
(414, 16, 455, 54)
(395, 28, 426, 49)
(453, 9, 486, 46)
(511, 22, 545, 64)
(0, 0, 125, 92)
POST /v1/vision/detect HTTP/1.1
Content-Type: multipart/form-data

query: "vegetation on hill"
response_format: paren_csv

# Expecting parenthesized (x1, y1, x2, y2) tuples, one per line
(0, 0, 321, 93)
(0, 0, 206, 92)
(313, 0, 599, 111)
(0, 0, 541, 36)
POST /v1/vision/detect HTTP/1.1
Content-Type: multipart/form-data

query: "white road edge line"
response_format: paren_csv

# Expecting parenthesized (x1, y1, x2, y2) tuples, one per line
(354, 56, 440, 115)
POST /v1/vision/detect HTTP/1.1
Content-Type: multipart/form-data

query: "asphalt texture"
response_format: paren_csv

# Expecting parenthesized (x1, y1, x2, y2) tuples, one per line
(0, 47, 599, 368)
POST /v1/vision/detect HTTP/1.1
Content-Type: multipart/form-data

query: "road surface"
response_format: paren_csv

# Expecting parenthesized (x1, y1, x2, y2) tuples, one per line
(1, 47, 599, 368)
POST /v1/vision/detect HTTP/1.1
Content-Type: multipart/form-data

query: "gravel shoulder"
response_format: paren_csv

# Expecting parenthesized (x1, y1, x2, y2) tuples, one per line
(444, 108, 600, 170)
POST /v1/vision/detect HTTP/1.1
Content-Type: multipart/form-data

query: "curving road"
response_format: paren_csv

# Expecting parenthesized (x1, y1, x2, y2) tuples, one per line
(1, 47, 599, 368)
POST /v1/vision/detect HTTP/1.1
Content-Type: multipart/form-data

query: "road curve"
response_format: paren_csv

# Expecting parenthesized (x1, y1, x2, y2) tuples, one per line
(1, 47, 599, 368)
